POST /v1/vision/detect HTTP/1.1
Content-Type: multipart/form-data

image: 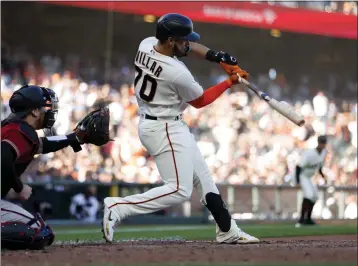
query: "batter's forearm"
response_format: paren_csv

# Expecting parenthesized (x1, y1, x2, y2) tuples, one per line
(188, 80, 231, 108)
(188, 42, 210, 59)
(188, 43, 240, 68)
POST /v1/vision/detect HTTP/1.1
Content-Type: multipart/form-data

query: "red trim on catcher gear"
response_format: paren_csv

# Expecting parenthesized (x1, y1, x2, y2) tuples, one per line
(1, 208, 34, 220)
(109, 123, 179, 208)
(30, 220, 44, 244)
(188, 80, 231, 108)
(1, 221, 19, 226)
(1, 220, 43, 244)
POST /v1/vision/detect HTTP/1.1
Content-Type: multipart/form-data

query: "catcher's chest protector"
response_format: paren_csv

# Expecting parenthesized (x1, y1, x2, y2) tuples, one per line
(1, 121, 39, 177)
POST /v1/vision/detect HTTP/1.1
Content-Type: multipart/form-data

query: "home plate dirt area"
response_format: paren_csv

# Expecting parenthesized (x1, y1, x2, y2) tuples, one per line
(2, 235, 357, 266)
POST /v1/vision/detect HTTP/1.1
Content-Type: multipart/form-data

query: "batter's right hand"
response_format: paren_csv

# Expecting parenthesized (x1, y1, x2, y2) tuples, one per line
(227, 74, 240, 86)
(226, 69, 249, 86)
(19, 184, 32, 200)
(220, 62, 249, 80)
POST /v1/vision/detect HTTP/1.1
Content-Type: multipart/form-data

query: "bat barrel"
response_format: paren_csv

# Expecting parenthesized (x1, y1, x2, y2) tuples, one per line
(237, 75, 305, 127)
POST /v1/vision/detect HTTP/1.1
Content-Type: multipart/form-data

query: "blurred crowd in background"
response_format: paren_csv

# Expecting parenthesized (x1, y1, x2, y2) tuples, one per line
(255, 1, 357, 15)
(1, 46, 356, 188)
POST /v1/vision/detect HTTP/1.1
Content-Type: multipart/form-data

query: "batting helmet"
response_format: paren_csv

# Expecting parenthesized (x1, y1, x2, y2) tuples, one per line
(156, 13, 200, 42)
(9, 85, 59, 128)
(318, 135, 327, 144)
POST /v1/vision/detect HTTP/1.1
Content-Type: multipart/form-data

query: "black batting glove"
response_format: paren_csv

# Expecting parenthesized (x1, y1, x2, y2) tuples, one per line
(206, 50, 238, 65)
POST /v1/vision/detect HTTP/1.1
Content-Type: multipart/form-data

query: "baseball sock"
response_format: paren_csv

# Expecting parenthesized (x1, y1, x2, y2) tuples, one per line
(299, 198, 310, 222)
(307, 199, 315, 220)
(205, 193, 231, 232)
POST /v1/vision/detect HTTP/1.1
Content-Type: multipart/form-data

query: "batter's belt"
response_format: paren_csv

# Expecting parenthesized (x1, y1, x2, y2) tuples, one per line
(141, 113, 183, 121)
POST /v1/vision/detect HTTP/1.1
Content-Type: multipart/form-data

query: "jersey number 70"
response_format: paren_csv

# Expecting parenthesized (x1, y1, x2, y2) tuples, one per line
(135, 65, 158, 102)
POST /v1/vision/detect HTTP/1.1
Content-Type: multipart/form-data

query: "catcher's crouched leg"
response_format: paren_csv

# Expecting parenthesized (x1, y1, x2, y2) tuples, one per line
(1, 213, 55, 250)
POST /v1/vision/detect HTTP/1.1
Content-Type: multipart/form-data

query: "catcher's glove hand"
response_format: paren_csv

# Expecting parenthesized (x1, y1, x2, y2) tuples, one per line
(74, 107, 113, 146)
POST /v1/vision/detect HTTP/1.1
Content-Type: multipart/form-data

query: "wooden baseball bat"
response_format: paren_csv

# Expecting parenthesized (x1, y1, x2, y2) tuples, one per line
(237, 75, 305, 127)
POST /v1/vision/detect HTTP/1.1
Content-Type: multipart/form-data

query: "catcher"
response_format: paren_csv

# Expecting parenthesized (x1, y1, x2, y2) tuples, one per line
(1, 85, 111, 250)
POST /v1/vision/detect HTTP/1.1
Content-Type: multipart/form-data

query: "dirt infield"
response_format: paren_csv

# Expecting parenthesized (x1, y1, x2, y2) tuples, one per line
(2, 235, 357, 266)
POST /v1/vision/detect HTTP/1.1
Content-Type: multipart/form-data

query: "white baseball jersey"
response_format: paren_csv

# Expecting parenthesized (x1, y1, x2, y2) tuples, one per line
(104, 36, 245, 242)
(298, 148, 327, 178)
(134, 37, 204, 117)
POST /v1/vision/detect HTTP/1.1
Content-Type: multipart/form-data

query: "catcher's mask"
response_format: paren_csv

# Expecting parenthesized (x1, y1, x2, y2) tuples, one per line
(42, 88, 59, 128)
(9, 85, 59, 129)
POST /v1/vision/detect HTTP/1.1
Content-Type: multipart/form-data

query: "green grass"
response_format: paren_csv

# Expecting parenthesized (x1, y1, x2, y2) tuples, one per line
(53, 222, 358, 242)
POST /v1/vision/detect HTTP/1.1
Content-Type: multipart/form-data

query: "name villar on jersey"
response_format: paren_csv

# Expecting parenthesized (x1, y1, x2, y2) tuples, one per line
(135, 51, 163, 78)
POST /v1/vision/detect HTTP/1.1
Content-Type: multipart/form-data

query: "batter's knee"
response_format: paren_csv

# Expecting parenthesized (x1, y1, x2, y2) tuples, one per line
(311, 192, 319, 203)
(304, 192, 318, 203)
(177, 184, 193, 201)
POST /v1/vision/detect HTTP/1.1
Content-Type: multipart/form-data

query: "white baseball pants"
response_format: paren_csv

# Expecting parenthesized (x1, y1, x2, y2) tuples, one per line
(1, 200, 40, 229)
(299, 175, 319, 202)
(106, 118, 219, 219)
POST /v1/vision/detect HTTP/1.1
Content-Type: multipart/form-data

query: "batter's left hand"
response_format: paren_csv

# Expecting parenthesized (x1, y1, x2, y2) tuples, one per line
(210, 51, 238, 65)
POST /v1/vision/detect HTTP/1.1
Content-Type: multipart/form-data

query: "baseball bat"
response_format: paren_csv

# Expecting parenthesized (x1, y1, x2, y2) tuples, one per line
(237, 75, 305, 127)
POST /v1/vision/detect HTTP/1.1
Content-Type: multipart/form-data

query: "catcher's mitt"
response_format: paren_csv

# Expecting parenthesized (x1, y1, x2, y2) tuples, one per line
(74, 107, 112, 146)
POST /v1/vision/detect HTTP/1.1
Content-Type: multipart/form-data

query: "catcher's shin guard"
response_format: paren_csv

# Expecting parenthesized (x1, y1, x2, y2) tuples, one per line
(1, 213, 55, 250)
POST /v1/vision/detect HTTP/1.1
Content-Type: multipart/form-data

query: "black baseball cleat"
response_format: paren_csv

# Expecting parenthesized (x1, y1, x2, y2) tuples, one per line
(303, 219, 317, 225)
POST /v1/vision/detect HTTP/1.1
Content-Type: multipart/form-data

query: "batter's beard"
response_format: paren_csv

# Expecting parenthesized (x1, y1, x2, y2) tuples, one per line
(173, 44, 187, 58)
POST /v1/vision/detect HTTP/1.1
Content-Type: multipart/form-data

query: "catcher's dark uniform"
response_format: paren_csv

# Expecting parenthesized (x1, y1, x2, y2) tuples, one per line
(1, 119, 54, 250)
(1, 85, 111, 250)
(1, 85, 82, 250)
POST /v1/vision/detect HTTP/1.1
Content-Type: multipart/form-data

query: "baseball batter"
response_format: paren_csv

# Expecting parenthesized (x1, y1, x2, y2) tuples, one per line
(102, 13, 259, 244)
(295, 135, 327, 226)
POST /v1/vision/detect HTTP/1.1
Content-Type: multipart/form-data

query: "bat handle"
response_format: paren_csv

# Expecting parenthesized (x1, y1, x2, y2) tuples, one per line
(237, 75, 248, 85)
(237, 75, 272, 102)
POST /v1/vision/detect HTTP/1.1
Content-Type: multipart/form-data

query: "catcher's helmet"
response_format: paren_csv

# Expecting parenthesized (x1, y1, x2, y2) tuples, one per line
(156, 13, 200, 42)
(9, 85, 59, 128)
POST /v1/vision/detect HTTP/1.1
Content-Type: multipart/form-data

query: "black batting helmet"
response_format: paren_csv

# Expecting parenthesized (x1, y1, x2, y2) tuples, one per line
(156, 13, 200, 42)
(317, 135, 327, 144)
(9, 85, 59, 128)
